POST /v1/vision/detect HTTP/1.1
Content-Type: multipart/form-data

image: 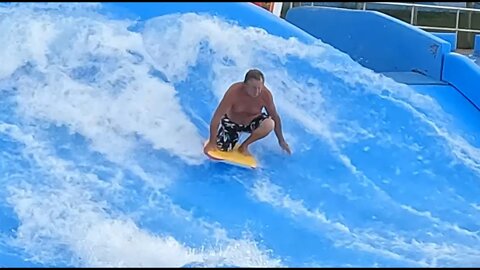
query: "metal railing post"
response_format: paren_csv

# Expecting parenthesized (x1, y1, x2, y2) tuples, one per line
(456, 9, 460, 37)
(410, 5, 415, 25)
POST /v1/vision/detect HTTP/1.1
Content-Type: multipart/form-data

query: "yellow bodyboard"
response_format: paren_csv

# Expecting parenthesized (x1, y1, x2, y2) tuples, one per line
(204, 141, 257, 169)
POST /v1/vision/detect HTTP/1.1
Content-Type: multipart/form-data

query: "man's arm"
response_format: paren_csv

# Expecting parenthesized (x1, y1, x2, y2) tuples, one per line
(208, 84, 236, 143)
(263, 88, 285, 143)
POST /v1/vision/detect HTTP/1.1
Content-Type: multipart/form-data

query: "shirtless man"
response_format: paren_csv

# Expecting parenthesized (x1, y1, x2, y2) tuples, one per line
(203, 69, 291, 156)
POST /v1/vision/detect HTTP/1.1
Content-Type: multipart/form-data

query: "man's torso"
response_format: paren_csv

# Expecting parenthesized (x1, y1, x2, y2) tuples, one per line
(226, 83, 267, 125)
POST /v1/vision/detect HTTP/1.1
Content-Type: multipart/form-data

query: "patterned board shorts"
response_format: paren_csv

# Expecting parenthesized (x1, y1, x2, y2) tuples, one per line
(216, 113, 270, 151)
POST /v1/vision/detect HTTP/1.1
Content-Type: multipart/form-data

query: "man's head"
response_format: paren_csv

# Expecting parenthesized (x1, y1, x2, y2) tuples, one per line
(243, 69, 265, 97)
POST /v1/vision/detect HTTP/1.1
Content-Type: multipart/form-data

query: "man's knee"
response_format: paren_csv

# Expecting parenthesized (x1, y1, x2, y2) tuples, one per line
(260, 117, 275, 132)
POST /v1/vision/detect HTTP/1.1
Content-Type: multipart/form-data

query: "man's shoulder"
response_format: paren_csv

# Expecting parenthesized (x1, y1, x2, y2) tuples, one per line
(230, 81, 243, 89)
(225, 82, 243, 95)
(262, 86, 273, 99)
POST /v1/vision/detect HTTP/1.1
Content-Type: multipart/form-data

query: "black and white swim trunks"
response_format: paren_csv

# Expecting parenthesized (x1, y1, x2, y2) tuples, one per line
(216, 113, 270, 151)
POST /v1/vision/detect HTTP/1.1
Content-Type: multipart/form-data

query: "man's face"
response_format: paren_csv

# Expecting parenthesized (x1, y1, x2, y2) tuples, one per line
(245, 78, 264, 97)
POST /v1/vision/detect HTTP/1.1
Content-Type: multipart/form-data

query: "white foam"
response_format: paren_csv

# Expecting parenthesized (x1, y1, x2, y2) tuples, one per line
(249, 177, 419, 265)
(0, 6, 283, 267)
(250, 177, 480, 267)
(3, 5, 204, 166)
(2, 3, 480, 267)
(401, 204, 480, 240)
(1, 123, 281, 267)
(382, 95, 480, 176)
(8, 185, 281, 267)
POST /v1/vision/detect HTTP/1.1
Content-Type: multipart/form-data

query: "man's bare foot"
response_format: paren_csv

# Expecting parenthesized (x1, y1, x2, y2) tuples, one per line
(238, 144, 251, 156)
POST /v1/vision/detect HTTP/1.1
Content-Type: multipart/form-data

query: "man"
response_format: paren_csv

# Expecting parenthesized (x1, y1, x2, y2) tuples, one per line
(203, 69, 291, 156)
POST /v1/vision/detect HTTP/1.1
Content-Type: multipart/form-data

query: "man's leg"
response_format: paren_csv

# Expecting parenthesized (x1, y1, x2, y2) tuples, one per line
(216, 118, 240, 152)
(238, 117, 275, 155)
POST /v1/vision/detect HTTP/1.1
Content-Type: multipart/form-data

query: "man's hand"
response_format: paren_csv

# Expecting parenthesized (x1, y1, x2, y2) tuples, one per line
(279, 140, 291, 155)
(204, 140, 218, 155)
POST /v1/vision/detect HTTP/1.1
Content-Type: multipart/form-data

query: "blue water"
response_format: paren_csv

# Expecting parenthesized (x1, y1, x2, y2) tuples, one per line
(1, 3, 480, 267)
